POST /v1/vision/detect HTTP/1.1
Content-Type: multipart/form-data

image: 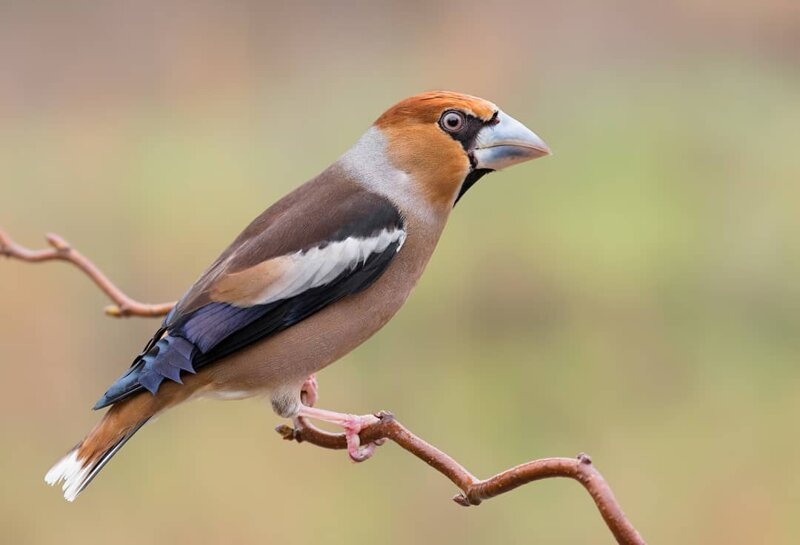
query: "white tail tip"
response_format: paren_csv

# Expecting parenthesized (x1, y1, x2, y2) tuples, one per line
(44, 449, 91, 502)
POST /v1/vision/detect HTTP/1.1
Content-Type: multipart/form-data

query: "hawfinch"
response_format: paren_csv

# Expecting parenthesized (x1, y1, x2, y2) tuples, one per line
(45, 91, 550, 501)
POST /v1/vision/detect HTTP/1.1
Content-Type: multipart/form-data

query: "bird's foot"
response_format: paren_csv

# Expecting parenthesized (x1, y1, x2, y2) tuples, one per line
(296, 406, 382, 462)
(300, 374, 318, 407)
(342, 413, 381, 462)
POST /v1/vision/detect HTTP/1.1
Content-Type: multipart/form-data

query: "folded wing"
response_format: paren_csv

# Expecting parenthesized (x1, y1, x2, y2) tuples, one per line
(95, 180, 405, 409)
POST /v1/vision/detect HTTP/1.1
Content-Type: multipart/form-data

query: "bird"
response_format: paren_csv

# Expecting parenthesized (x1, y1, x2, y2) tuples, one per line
(44, 91, 550, 501)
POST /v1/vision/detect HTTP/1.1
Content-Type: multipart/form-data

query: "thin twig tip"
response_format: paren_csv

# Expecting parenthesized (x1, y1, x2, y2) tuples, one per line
(452, 493, 472, 507)
(104, 305, 123, 317)
(275, 424, 298, 441)
(45, 233, 70, 251)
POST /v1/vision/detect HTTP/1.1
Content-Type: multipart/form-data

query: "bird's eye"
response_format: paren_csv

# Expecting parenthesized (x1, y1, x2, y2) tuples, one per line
(440, 111, 465, 133)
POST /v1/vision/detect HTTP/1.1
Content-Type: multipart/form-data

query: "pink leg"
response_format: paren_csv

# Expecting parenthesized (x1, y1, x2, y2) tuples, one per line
(300, 374, 318, 407)
(297, 406, 381, 462)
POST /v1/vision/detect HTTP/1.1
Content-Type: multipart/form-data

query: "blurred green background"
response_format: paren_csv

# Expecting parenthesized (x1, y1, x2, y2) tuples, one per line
(1, 1, 799, 543)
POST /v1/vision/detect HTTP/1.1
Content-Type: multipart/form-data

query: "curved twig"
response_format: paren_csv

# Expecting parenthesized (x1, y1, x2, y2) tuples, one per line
(5, 227, 647, 544)
(0, 229, 175, 318)
(277, 412, 646, 545)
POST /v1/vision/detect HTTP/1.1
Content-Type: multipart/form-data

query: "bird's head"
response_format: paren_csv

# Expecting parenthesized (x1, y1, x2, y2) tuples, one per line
(361, 91, 550, 210)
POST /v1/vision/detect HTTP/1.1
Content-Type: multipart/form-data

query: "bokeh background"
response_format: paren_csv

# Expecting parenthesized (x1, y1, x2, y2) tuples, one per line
(1, 1, 799, 543)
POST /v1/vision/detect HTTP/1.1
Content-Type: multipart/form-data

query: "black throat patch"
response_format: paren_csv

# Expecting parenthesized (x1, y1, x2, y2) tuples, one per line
(454, 168, 493, 205)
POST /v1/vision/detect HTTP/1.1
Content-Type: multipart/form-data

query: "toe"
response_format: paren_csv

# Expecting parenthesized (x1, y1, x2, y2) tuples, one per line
(300, 374, 319, 407)
(348, 443, 376, 463)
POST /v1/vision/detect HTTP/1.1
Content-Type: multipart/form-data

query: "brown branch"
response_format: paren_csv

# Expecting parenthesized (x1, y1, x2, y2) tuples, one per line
(277, 412, 646, 545)
(5, 227, 646, 543)
(0, 229, 176, 318)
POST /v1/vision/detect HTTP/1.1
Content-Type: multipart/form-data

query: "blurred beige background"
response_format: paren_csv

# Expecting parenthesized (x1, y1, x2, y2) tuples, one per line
(1, 1, 799, 544)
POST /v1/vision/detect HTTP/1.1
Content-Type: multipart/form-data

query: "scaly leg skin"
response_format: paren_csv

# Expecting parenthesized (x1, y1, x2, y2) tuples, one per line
(297, 406, 381, 462)
(300, 374, 318, 407)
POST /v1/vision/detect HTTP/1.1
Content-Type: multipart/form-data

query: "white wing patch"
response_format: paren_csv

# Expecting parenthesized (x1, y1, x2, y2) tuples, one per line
(250, 227, 406, 306)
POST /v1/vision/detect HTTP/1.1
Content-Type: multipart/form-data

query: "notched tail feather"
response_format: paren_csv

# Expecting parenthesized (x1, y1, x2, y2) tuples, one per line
(94, 334, 196, 410)
(44, 419, 148, 502)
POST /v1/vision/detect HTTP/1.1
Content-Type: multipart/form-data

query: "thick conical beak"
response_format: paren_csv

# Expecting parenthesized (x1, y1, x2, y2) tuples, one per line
(473, 110, 551, 171)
